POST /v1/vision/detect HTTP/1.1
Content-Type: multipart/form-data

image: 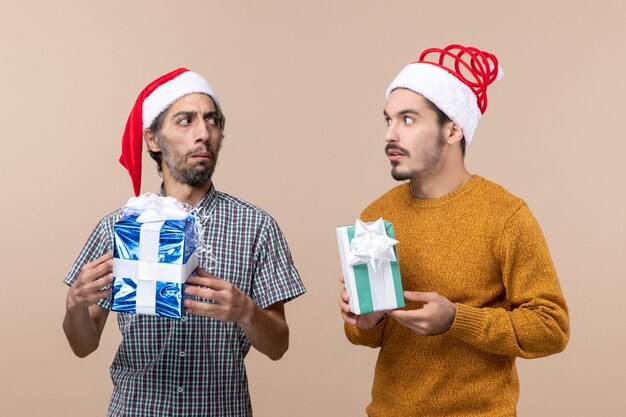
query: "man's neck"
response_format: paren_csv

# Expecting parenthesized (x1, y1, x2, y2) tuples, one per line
(162, 179, 212, 207)
(409, 155, 471, 199)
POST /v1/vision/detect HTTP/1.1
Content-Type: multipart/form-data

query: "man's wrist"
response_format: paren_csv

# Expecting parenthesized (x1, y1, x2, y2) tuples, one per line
(236, 296, 257, 327)
(66, 292, 87, 314)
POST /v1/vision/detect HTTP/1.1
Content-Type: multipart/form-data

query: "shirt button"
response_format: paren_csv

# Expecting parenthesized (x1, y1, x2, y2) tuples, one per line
(179, 351, 185, 357)
(177, 387, 184, 393)
(181, 316, 187, 322)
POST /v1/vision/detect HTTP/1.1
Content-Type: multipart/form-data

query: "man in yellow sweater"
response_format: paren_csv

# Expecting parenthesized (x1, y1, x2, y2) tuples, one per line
(339, 44, 569, 416)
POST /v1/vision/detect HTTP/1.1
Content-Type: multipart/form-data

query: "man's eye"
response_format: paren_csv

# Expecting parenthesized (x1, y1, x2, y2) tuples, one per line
(384, 118, 391, 127)
(404, 116, 415, 125)
(207, 117, 217, 126)
(178, 117, 191, 126)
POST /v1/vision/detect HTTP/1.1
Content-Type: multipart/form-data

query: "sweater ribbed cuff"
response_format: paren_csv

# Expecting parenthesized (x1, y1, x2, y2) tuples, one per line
(344, 315, 386, 348)
(449, 303, 486, 342)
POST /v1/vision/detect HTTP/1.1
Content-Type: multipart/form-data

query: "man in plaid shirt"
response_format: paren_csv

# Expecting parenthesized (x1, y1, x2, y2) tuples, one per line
(62, 68, 305, 416)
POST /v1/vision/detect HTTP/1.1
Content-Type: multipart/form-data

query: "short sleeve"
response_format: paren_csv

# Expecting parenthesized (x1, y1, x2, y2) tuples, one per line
(251, 218, 305, 309)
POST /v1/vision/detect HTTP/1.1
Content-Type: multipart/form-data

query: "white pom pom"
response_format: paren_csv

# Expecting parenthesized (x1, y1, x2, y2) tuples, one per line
(496, 65, 504, 81)
(488, 62, 504, 81)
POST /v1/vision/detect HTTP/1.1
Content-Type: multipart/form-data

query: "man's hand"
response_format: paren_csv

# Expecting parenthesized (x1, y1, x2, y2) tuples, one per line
(66, 252, 114, 312)
(339, 276, 385, 329)
(388, 291, 457, 336)
(185, 267, 289, 360)
(63, 252, 113, 357)
(184, 267, 254, 324)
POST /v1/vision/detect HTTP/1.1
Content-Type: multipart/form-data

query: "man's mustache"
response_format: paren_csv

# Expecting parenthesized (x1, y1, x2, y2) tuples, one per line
(385, 143, 410, 156)
(186, 146, 217, 159)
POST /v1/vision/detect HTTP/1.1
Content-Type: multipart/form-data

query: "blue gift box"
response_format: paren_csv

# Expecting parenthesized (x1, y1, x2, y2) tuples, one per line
(112, 214, 199, 319)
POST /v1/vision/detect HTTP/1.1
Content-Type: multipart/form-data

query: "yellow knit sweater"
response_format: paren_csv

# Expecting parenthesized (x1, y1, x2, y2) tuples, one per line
(345, 176, 569, 417)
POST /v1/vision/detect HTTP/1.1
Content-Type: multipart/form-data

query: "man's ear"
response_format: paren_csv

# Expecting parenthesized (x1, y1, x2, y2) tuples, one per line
(144, 129, 160, 153)
(445, 122, 464, 145)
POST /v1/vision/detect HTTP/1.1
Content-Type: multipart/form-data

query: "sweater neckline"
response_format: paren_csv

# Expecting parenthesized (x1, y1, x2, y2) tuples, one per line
(403, 175, 483, 207)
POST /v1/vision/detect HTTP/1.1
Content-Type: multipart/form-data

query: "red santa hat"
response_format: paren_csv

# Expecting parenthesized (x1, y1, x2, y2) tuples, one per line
(386, 44, 502, 144)
(119, 68, 221, 196)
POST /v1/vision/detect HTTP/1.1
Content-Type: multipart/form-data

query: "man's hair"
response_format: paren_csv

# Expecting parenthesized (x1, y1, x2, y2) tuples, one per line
(424, 98, 466, 157)
(147, 105, 226, 173)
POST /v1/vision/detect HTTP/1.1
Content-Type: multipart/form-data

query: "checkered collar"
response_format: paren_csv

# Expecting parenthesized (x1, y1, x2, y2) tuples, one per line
(157, 183, 218, 224)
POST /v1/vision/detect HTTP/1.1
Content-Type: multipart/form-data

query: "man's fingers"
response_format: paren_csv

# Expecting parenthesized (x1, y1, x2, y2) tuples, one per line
(342, 311, 357, 325)
(82, 270, 113, 293)
(83, 252, 114, 269)
(94, 272, 114, 288)
(387, 309, 404, 321)
(403, 291, 435, 302)
(80, 257, 113, 283)
(184, 299, 214, 316)
(339, 275, 345, 285)
(83, 274, 114, 300)
(185, 284, 218, 300)
(83, 285, 112, 304)
(93, 252, 114, 264)
(338, 298, 351, 313)
(387, 310, 414, 330)
(97, 287, 113, 301)
(186, 274, 225, 288)
(338, 286, 352, 312)
(184, 280, 235, 304)
(388, 308, 424, 322)
(194, 266, 213, 278)
(94, 259, 114, 275)
(186, 275, 214, 288)
(184, 299, 229, 319)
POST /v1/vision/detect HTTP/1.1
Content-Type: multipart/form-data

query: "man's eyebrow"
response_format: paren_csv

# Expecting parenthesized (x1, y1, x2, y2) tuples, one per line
(171, 110, 220, 117)
(383, 109, 421, 117)
(397, 109, 421, 116)
(170, 110, 196, 119)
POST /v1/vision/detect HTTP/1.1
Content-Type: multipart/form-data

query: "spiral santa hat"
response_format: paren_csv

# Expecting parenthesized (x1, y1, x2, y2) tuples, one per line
(119, 68, 221, 196)
(386, 44, 502, 144)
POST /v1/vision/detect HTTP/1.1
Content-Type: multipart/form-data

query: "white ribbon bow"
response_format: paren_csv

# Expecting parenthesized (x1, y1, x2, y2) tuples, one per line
(124, 194, 191, 223)
(348, 218, 398, 272)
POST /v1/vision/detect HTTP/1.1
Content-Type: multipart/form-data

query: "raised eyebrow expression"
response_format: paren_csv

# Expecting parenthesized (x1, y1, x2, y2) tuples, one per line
(384, 109, 420, 125)
(171, 110, 221, 123)
(384, 109, 421, 119)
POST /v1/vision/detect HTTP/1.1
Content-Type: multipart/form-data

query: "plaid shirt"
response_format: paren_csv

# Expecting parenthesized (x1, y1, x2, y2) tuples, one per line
(64, 186, 305, 416)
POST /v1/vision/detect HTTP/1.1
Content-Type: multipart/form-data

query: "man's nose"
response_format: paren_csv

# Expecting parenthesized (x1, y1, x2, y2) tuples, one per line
(385, 122, 399, 143)
(194, 120, 211, 142)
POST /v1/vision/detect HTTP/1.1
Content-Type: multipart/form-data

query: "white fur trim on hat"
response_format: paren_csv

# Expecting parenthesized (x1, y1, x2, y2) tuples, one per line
(386, 63, 481, 144)
(142, 71, 221, 129)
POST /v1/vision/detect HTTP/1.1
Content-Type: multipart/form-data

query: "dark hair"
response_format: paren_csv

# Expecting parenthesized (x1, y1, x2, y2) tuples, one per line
(147, 108, 168, 173)
(424, 98, 466, 157)
(147, 105, 226, 173)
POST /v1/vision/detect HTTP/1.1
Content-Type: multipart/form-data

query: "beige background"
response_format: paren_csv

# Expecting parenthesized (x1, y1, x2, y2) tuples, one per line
(1, 0, 624, 415)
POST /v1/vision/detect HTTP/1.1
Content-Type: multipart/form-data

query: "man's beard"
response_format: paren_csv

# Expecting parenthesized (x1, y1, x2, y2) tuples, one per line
(157, 133, 221, 186)
(387, 130, 445, 181)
